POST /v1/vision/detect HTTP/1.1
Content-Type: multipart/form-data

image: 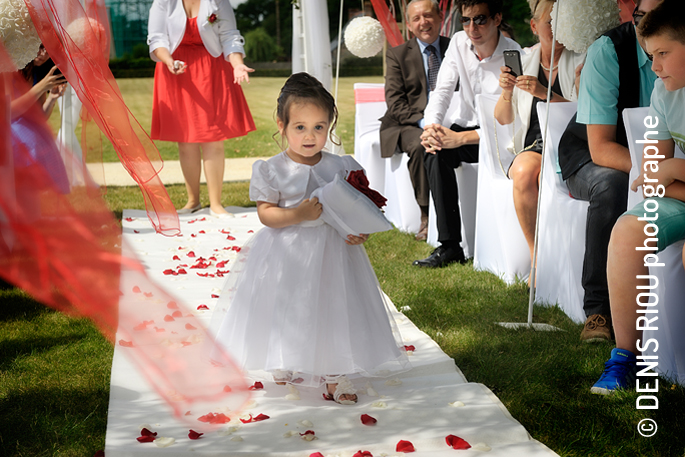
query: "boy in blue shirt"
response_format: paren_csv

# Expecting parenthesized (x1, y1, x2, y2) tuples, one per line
(592, 0, 685, 394)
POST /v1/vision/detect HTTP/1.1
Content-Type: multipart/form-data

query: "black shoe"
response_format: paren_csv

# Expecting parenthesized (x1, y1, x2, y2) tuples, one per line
(412, 245, 466, 268)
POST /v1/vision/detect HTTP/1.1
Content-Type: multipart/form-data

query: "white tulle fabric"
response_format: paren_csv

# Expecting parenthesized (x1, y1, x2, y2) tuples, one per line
(211, 152, 410, 387)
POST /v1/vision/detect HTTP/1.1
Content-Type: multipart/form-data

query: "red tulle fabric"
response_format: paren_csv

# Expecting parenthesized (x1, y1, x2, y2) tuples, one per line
(24, 0, 180, 236)
(1, 37, 249, 419)
(370, 0, 404, 47)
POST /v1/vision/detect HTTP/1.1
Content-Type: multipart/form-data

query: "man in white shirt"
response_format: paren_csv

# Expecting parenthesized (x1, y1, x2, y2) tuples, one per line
(416, 0, 521, 267)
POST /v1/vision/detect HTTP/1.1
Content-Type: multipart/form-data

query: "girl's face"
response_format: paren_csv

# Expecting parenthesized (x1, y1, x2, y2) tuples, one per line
(279, 101, 331, 165)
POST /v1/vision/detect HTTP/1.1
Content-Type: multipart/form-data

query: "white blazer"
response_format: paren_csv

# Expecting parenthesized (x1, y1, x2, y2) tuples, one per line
(508, 46, 586, 153)
(147, 0, 245, 61)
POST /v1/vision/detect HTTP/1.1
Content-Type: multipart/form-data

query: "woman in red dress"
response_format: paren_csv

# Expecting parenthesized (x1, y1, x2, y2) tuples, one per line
(148, 0, 256, 216)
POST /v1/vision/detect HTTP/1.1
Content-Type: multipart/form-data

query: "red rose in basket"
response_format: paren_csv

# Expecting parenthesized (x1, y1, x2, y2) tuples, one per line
(346, 170, 387, 208)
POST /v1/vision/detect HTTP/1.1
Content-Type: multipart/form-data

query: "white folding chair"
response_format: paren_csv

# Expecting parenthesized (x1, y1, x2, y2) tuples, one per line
(624, 107, 685, 385)
(425, 93, 479, 258)
(472, 94, 530, 283)
(534, 101, 587, 323)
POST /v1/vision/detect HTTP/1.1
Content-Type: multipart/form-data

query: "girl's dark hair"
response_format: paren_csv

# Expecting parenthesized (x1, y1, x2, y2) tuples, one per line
(275, 72, 340, 146)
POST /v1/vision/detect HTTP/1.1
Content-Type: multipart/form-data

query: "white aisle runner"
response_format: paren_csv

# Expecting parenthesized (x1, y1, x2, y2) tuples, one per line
(105, 208, 558, 457)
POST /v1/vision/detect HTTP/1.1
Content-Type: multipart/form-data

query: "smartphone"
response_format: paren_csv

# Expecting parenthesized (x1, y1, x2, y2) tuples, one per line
(503, 49, 523, 78)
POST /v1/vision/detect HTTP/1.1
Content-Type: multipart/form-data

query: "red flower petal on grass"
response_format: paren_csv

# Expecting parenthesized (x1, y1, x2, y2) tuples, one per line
(164, 315, 175, 322)
(353, 451, 373, 457)
(187, 251, 196, 258)
(185, 323, 197, 330)
(188, 430, 203, 440)
(132, 286, 141, 293)
(404, 345, 416, 352)
(119, 340, 133, 347)
(167, 301, 179, 309)
(445, 435, 471, 450)
(197, 304, 210, 310)
(249, 381, 264, 390)
(172, 310, 183, 318)
(360, 414, 377, 425)
(396, 440, 415, 453)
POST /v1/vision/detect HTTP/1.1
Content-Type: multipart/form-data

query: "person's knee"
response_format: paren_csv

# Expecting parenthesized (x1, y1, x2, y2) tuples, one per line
(510, 160, 539, 192)
(609, 215, 644, 254)
(590, 169, 628, 204)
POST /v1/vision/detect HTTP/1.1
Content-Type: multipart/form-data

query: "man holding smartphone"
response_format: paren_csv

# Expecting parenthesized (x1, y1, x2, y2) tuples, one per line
(380, 0, 450, 241)
(415, 0, 520, 267)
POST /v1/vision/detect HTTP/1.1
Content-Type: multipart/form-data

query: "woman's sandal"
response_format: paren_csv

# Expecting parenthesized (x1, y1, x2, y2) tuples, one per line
(324, 375, 358, 405)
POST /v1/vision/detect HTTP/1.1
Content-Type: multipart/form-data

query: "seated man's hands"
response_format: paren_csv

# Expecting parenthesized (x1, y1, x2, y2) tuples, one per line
(421, 123, 468, 153)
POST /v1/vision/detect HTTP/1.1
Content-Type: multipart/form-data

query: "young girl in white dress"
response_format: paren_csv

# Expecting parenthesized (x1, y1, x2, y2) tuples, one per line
(211, 73, 409, 404)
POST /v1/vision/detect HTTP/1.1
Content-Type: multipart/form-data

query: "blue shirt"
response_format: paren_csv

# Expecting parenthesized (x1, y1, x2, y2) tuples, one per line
(417, 37, 442, 128)
(577, 33, 657, 126)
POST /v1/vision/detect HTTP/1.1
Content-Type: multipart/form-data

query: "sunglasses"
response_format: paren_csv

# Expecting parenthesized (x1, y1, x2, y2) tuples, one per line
(460, 14, 490, 26)
(633, 5, 646, 27)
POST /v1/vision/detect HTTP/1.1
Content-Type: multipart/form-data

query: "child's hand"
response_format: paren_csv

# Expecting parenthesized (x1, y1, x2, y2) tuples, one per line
(297, 197, 322, 221)
(345, 233, 368, 245)
(631, 158, 676, 192)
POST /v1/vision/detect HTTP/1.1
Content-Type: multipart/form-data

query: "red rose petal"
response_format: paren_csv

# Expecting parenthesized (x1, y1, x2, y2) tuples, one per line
(199, 230, 206, 234)
(143, 292, 153, 298)
(360, 414, 377, 425)
(197, 304, 210, 310)
(310, 453, 325, 457)
(211, 294, 220, 298)
(248, 230, 254, 233)
(188, 430, 203, 440)
(164, 315, 175, 322)
(220, 229, 231, 234)
(191, 234, 197, 238)
(177, 268, 188, 274)
(226, 235, 236, 240)
(249, 381, 264, 390)
(353, 452, 373, 457)
(167, 301, 179, 309)
(172, 255, 181, 261)
(132, 286, 141, 293)
(300, 430, 315, 436)
(404, 345, 416, 352)
(163, 269, 176, 275)
(216, 260, 229, 268)
(187, 251, 196, 258)
(185, 411, 192, 416)
(172, 310, 183, 318)
(136, 435, 155, 443)
(119, 340, 133, 347)
(125, 217, 134, 222)
(134, 230, 140, 234)
(445, 435, 471, 450)
(396, 440, 415, 453)
(223, 385, 232, 392)
(240, 415, 252, 424)
(253, 413, 270, 422)
(140, 428, 157, 437)
(198, 412, 231, 424)
(185, 323, 197, 330)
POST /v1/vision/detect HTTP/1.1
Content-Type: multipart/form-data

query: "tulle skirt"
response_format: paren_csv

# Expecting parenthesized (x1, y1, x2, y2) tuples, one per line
(211, 221, 410, 387)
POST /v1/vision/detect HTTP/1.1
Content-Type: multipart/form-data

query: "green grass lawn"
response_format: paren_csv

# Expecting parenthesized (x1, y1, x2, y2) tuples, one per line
(4, 77, 685, 457)
(47, 76, 384, 163)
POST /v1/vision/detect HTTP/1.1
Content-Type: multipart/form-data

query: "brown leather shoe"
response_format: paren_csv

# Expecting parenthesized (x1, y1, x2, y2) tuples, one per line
(580, 314, 613, 342)
(415, 216, 428, 241)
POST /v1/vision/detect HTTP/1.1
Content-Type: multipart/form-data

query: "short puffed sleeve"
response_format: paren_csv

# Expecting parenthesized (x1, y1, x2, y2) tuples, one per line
(249, 160, 279, 203)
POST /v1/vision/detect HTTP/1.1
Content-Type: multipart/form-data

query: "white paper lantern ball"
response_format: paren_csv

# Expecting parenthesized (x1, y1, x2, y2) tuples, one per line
(344, 16, 385, 58)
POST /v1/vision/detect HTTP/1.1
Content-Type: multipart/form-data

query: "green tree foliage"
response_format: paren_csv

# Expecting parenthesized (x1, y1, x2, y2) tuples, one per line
(244, 27, 284, 62)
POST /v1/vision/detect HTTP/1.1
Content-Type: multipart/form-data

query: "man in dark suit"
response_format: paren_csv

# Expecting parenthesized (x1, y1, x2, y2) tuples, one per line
(379, 0, 449, 241)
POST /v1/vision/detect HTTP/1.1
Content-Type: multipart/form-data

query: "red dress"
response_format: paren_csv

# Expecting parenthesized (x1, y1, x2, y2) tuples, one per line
(151, 17, 255, 143)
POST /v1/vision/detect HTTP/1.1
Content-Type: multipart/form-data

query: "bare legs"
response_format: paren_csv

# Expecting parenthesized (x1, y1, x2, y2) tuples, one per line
(509, 151, 542, 280)
(607, 215, 649, 352)
(177, 141, 229, 214)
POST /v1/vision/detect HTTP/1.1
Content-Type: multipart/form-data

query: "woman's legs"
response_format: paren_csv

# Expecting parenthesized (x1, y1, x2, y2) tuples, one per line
(509, 151, 542, 261)
(178, 142, 202, 210)
(201, 141, 228, 215)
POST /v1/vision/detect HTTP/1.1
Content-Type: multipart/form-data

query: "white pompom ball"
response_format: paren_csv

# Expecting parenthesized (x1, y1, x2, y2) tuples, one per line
(551, 0, 621, 54)
(0, 0, 41, 72)
(344, 16, 385, 58)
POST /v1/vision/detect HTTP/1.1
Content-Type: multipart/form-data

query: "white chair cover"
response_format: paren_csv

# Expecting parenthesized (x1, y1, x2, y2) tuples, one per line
(425, 93, 479, 258)
(624, 107, 685, 385)
(353, 83, 387, 195)
(472, 94, 529, 283)
(535, 101, 587, 323)
(56, 85, 85, 187)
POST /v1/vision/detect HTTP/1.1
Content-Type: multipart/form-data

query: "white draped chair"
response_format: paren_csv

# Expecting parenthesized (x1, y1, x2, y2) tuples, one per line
(534, 101, 587, 323)
(353, 83, 387, 196)
(623, 107, 685, 385)
(472, 94, 529, 283)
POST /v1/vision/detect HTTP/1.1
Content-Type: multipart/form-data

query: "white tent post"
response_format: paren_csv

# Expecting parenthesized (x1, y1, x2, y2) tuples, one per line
(497, 0, 563, 332)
